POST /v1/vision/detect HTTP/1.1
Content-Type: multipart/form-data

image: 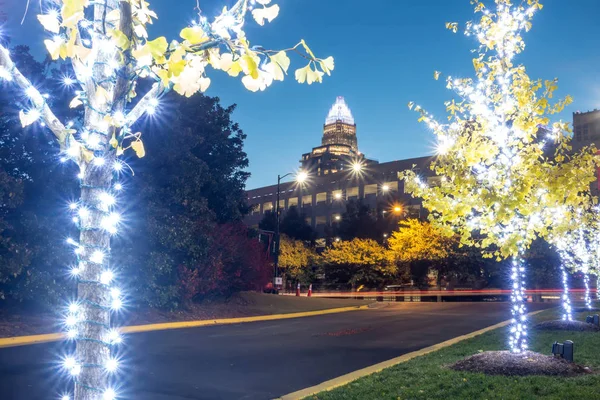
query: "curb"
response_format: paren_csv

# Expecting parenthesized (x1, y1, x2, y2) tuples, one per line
(276, 309, 546, 400)
(0, 305, 369, 349)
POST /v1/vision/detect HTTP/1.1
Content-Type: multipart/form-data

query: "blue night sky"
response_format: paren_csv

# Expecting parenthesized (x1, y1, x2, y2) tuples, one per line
(4, 0, 600, 189)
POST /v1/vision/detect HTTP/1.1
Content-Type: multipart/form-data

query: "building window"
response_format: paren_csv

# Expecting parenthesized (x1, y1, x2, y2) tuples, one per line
(302, 195, 312, 207)
(406, 205, 421, 218)
(346, 186, 359, 198)
(305, 217, 312, 225)
(315, 216, 327, 226)
(288, 197, 298, 207)
(252, 204, 260, 215)
(316, 192, 327, 204)
(364, 184, 377, 196)
(427, 176, 442, 188)
(263, 202, 273, 213)
(278, 199, 285, 209)
(383, 181, 398, 192)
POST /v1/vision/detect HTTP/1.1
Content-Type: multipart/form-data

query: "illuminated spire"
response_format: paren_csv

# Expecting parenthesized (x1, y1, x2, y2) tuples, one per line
(325, 96, 355, 125)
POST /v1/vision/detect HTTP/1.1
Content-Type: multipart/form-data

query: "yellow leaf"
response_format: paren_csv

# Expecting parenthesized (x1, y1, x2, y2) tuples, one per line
(131, 139, 146, 158)
(243, 54, 259, 79)
(95, 86, 111, 106)
(319, 56, 335, 76)
(227, 61, 243, 77)
(116, 147, 124, 156)
(408, 101, 415, 110)
(434, 71, 441, 80)
(147, 37, 168, 60)
(109, 135, 118, 149)
(180, 27, 208, 45)
(445, 22, 458, 33)
(252, 4, 280, 26)
(62, 0, 87, 22)
(108, 29, 130, 50)
(269, 51, 290, 81)
(19, 110, 39, 127)
(69, 97, 83, 108)
(44, 38, 64, 60)
(37, 14, 61, 34)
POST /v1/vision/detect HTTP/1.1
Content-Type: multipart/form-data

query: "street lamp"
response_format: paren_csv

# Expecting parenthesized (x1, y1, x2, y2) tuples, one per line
(334, 191, 342, 200)
(352, 161, 363, 173)
(393, 205, 402, 214)
(274, 170, 309, 290)
(382, 184, 390, 192)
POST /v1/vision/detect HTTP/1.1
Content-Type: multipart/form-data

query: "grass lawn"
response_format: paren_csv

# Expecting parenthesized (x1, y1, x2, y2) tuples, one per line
(308, 307, 600, 400)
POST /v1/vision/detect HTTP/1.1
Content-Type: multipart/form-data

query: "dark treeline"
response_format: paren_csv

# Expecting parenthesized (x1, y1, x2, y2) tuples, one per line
(0, 45, 269, 311)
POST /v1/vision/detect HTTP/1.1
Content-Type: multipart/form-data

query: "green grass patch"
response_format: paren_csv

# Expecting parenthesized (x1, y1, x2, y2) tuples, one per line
(308, 308, 600, 400)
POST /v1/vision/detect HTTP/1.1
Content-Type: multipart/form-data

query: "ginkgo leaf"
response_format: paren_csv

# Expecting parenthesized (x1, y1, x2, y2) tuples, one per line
(134, 24, 148, 39)
(445, 22, 458, 33)
(131, 139, 146, 158)
(319, 56, 335, 75)
(108, 29, 130, 50)
(295, 65, 323, 85)
(434, 71, 441, 80)
(408, 101, 415, 110)
(243, 54, 259, 79)
(252, 4, 280, 26)
(70, 97, 83, 108)
(269, 51, 290, 81)
(44, 38, 64, 60)
(19, 110, 40, 127)
(256, 0, 272, 4)
(109, 135, 118, 149)
(227, 61, 243, 77)
(147, 37, 168, 60)
(62, 11, 84, 29)
(180, 27, 207, 45)
(37, 14, 61, 34)
(95, 86, 111, 106)
(62, 0, 87, 21)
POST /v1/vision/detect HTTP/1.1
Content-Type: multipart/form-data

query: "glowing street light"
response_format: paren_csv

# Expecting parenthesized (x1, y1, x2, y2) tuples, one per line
(352, 162, 363, 172)
(333, 192, 343, 200)
(274, 170, 311, 288)
(393, 205, 402, 214)
(382, 184, 390, 192)
(296, 170, 308, 183)
(335, 215, 341, 221)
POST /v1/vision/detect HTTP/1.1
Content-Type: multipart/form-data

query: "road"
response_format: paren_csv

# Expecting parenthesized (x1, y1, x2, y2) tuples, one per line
(0, 302, 553, 400)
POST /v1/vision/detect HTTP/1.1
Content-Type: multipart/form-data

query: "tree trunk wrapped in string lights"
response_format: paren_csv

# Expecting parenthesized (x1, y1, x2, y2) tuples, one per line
(0, 1, 333, 399)
(401, 0, 598, 353)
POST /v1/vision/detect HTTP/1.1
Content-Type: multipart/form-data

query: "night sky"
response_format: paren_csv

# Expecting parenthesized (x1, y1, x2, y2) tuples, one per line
(4, 0, 600, 189)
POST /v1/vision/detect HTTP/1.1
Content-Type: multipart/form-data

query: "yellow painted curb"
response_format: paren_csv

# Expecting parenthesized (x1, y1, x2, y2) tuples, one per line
(277, 309, 546, 400)
(0, 305, 369, 349)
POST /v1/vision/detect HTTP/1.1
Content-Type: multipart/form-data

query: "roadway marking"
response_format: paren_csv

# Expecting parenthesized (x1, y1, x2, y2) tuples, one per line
(276, 309, 547, 400)
(0, 305, 369, 349)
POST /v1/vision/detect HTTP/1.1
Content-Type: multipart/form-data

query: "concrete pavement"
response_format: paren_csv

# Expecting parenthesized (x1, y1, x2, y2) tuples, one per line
(0, 302, 552, 399)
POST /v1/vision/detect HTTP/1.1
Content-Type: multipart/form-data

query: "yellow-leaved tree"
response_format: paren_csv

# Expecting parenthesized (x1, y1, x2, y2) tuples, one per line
(0, 1, 333, 398)
(322, 238, 395, 289)
(387, 219, 456, 286)
(401, 0, 598, 353)
(278, 235, 320, 283)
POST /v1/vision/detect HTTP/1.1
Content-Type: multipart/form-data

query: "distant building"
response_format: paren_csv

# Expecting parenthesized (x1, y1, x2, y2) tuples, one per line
(572, 109, 600, 151)
(244, 97, 435, 238)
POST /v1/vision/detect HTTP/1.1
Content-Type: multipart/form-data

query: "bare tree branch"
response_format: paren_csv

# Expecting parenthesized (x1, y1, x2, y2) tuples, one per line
(125, 81, 164, 124)
(0, 44, 73, 151)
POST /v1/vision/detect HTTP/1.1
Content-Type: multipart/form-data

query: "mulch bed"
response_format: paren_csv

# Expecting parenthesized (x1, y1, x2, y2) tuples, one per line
(450, 351, 592, 377)
(535, 320, 600, 332)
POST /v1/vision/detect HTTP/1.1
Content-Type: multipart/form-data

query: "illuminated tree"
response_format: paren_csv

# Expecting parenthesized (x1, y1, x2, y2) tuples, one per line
(552, 210, 600, 315)
(322, 238, 395, 288)
(387, 218, 456, 286)
(402, 0, 598, 353)
(0, 1, 333, 399)
(278, 235, 319, 283)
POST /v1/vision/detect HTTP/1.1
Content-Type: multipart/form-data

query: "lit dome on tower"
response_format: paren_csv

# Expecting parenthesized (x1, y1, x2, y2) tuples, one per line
(325, 96, 355, 125)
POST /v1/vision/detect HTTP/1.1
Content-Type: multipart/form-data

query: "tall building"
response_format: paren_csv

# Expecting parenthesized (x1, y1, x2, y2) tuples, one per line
(300, 96, 376, 176)
(244, 97, 434, 238)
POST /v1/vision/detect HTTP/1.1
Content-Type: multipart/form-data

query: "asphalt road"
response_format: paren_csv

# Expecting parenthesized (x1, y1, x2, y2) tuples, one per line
(0, 302, 553, 400)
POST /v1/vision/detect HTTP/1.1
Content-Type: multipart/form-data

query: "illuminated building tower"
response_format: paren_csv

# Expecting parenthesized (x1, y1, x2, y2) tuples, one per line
(301, 96, 376, 176)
